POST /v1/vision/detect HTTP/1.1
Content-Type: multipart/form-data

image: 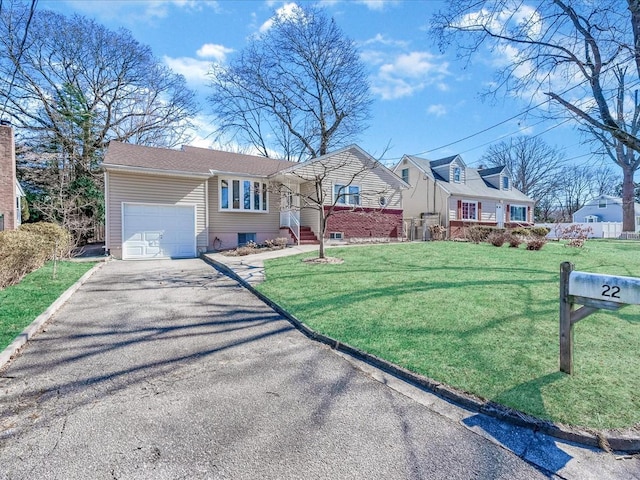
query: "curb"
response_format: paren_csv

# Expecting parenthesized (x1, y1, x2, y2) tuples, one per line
(0, 261, 108, 371)
(201, 254, 640, 454)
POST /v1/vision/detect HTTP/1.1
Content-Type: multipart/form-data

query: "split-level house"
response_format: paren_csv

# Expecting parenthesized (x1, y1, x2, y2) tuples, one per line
(394, 154, 535, 239)
(0, 122, 25, 231)
(103, 142, 407, 259)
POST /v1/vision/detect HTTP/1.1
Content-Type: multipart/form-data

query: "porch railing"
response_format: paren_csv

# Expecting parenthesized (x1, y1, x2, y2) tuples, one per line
(280, 210, 301, 245)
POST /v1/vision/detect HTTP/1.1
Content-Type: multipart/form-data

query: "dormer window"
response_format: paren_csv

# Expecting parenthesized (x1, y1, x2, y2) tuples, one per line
(453, 167, 461, 183)
(598, 199, 607, 208)
(502, 176, 509, 190)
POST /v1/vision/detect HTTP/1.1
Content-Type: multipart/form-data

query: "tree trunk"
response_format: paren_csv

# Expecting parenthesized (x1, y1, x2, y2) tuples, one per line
(318, 206, 326, 259)
(622, 165, 637, 232)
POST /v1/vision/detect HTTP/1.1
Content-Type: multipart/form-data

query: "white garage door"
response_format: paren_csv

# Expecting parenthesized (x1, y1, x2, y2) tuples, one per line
(122, 204, 196, 260)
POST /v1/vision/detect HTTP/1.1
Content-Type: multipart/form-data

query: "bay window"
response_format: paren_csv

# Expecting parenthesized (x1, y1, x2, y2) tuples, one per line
(220, 177, 268, 212)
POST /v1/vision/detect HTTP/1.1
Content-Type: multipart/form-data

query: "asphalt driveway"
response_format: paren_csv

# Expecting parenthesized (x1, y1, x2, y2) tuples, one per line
(0, 259, 627, 479)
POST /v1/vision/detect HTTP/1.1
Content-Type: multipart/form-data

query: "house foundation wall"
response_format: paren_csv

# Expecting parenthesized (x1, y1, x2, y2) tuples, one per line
(324, 206, 403, 242)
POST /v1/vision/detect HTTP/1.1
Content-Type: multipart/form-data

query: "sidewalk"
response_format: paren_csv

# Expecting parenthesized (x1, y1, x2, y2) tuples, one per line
(203, 244, 320, 285)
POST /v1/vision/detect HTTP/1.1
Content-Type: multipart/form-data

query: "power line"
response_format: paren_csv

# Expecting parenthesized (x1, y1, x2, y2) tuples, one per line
(0, 0, 38, 121)
(386, 52, 639, 163)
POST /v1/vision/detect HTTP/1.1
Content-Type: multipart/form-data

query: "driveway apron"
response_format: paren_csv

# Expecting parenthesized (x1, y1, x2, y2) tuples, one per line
(0, 259, 560, 479)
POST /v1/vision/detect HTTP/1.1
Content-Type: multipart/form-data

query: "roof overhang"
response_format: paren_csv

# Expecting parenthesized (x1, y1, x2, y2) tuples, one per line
(209, 169, 270, 179)
(103, 163, 211, 179)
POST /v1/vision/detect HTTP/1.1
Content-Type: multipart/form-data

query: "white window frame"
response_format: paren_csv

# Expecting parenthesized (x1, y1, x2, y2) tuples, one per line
(502, 176, 509, 190)
(584, 215, 599, 223)
(334, 183, 361, 206)
(510, 204, 527, 222)
(219, 176, 268, 213)
(453, 167, 461, 183)
(401, 168, 409, 184)
(461, 200, 477, 220)
(598, 199, 607, 208)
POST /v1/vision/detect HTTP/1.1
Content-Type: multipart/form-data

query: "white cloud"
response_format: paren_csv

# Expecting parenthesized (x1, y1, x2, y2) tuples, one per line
(259, 2, 302, 33)
(427, 104, 447, 117)
(61, 0, 220, 23)
(371, 51, 450, 100)
(361, 33, 409, 49)
(196, 43, 234, 62)
(355, 0, 400, 11)
(163, 56, 211, 86)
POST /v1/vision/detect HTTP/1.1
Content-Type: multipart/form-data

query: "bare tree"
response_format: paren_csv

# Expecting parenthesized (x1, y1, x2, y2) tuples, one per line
(480, 136, 563, 219)
(208, 5, 372, 162)
(556, 166, 597, 221)
(433, 0, 640, 230)
(0, 6, 198, 241)
(275, 151, 396, 259)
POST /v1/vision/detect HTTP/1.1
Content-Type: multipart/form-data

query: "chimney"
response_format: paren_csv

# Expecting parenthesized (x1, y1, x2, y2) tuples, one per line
(0, 122, 17, 230)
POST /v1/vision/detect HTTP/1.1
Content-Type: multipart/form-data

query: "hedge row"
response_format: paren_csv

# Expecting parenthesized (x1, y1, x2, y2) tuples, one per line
(0, 223, 72, 289)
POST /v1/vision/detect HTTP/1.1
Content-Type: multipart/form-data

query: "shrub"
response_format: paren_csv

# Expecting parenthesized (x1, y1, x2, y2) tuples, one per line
(429, 224, 447, 241)
(20, 222, 72, 258)
(0, 222, 72, 289)
(510, 227, 530, 237)
(558, 224, 592, 248)
(530, 226, 551, 238)
(526, 237, 547, 251)
(487, 232, 505, 247)
(466, 226, 503, 244)
(505, 233, 523, 248)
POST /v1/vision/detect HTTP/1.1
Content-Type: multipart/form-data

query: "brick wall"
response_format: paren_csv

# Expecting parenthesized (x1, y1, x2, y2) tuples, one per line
(324, 206, 403, 241)
(0, 124, 17, 231)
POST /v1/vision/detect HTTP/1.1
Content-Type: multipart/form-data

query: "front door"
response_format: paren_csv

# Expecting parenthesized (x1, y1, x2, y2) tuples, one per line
(496, 203, 504, 228)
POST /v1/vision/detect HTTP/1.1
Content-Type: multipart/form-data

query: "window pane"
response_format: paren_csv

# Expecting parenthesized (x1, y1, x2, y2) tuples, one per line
(221, 180, 228, 209)
(510, 206, 526, 222)
(244, 180, 251, 209)
(254, 181, 260, 210)
(334, 185, 346, 204)
(232, 180, 240, 209)
(349, 185, 360, 205)
(262, 183, 267, 211)
(401, 168, 409, 183)
(454, 168, 460, 182)
(462, 202, 476, 220)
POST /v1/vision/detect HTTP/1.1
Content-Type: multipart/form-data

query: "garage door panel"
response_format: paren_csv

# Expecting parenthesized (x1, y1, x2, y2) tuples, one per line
(123, 204, 196, 260)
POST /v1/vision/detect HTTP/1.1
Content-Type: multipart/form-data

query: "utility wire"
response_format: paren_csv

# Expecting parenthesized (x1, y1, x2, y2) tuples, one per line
(0, 0, 38, 121)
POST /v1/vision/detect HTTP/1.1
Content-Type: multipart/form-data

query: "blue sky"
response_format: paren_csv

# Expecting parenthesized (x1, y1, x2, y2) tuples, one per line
(40, 0, 599, 170)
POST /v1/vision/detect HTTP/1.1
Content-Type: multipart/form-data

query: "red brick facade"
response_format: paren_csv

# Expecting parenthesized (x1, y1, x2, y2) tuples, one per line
(0, 124, 17, 231)
(324, 206, 403, 241)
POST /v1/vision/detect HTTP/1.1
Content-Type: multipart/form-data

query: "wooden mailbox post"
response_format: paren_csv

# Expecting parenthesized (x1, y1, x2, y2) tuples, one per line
(560, 261, 640, 374)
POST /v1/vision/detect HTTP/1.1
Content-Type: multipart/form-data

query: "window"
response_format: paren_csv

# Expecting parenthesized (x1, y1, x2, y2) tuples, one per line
(379, 196, 387, 207)
(598, 199, 607, 208)
(636, 216, 640, 227)
(502, 176, 509, 189)
(334, 184, 360, 205)
(453, 167, 461, 183)
(220, 177, 268, 212)
(238, 233, 256, 246)
(510, 205, 527, 222)
(329, 232, 343, 240)
(401, 168, 409, 184)
(461, 201, 477, 220)
(584, 215, 599, 223)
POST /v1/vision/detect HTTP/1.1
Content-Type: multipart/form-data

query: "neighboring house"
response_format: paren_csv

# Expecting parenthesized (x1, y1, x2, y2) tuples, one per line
(103, 142, 407, 259)
(572, 194, 640, 232)
(394, 154, 535, 238)
(0, 122, 25, 231)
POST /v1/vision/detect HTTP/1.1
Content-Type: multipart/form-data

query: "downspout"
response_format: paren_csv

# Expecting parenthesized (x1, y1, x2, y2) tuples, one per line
(205, 179, 209, 252)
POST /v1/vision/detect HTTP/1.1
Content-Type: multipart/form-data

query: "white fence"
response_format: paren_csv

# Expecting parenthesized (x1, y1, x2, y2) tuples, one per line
(536, 222, 623, 239)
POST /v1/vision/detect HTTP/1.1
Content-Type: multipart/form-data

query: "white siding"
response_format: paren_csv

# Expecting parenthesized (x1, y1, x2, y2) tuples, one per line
(106, 171, 207, 258)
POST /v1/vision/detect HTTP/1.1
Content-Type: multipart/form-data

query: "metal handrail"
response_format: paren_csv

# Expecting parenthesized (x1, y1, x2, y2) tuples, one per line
(280, 210, 301, 245)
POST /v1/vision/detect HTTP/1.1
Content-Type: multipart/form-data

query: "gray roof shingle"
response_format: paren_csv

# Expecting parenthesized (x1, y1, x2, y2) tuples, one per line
(103, 141, 296, 176)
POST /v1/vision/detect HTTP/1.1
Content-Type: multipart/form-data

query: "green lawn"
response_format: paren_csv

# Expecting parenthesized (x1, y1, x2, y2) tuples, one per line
(257, 240, 640, 429)
(0, 261, 96, 351)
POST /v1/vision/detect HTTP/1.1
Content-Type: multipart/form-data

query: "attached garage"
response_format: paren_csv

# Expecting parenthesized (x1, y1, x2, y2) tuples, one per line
(122, 203, 197, 260)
